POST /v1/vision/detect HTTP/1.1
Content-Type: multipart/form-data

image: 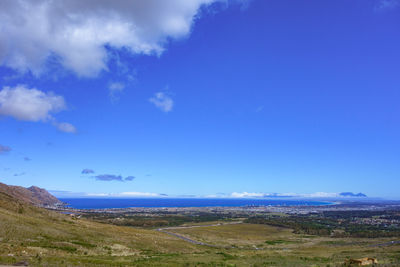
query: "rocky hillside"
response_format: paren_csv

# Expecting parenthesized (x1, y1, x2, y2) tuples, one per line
(0, 182, 61, 206)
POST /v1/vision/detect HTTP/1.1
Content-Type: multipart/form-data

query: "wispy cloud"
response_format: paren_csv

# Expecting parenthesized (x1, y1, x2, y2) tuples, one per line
(49, 190, 89, 198)
(108, 82, 125, 103)
(94, 174, 124, 182)
(93, 174, 135, 182)
(230, 192, 267, 198)
(54, 122, 77, 134)
(23, 157, 31, 161)
(49, 190, 364, 199)
(13, 172, 26, 177)
(0, 144, 11, 154)
(375, 0, 399, 11)
(116, 192, 160, 197)
(149, 92, 174, 112)
(81, 169, 95, 174)
(84, 192, 161, 197)
(51, 191, 162, 198)
(124, 176, 135, 181)
(81, 169, 135, 182)
(228, 192, 364, 198)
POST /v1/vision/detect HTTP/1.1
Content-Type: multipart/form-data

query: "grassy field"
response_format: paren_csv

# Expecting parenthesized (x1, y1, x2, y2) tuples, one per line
(1, 192, 400, 266)
(0, 192, 201, 266)
(167, 223, 297, 248)
(167, 223, 400, 266)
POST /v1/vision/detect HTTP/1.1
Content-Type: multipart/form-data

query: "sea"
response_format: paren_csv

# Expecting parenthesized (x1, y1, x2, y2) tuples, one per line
(59, 198, 331, 209)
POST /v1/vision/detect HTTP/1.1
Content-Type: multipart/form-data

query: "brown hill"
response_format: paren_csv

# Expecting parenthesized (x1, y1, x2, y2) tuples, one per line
(0, 182, 61, 206)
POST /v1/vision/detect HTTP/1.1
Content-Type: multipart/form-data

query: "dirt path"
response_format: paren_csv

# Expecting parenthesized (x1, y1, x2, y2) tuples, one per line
(156, 221, 242, 247)
(369, 240, 400, 247)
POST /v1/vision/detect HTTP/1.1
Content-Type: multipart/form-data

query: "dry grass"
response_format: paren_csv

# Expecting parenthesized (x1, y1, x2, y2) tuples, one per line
(1, 193, 400, 266)
(170, 223, 295, 247)
(0, 194, 203, 266)
(168, 223, 400, 266)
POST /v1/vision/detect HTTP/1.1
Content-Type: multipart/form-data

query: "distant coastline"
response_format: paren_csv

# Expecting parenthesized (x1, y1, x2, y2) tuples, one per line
(59, 198, 333, 209)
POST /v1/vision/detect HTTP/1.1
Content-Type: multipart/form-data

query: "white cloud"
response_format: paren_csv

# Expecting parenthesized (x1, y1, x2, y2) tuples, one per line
(85, 192, 160, 197)
(229, 192, 341, 198)
(231, 192, 266, 198)
(50, 190, 163, 198)
(0, 0, 240, 77)
(149, 92, 174, 112)
(0, 85, 65, 121)
(375, 0, 399, 11)
(304, 192, 339, 198)
(118, 192, 160, 197)
(55, 122, 77, 134)
(108, 82, 125, 103)
(0, 85, 76, 133)
(86, 193, 111, 197)
(109, 82, 125, 92)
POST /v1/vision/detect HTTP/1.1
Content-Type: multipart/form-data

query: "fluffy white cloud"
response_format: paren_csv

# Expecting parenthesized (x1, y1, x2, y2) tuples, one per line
(149, 92, 174, 112)
(0, 85, 76, 133)
(0, 0, 233, 77)
(0, 85, 65, 121)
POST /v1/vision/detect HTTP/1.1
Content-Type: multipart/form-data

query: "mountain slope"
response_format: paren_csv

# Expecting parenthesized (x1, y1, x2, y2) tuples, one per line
(0, 183, 198, 266)
(0, 182, 61, 206)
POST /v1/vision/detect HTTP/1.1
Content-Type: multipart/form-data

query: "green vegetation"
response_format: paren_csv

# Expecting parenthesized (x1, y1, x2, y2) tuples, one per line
(246, 210, 400, 237)
(1, 191, 400, 266)
(82, 212, 235, 228)
(264, 239, 298, 245)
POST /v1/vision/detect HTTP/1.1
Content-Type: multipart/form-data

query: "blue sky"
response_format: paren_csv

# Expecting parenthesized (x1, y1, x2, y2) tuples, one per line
(0, 0, 399, 198)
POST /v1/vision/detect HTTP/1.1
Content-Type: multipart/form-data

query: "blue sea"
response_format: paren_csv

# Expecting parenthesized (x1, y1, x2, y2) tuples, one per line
(59, 198, 331, 209)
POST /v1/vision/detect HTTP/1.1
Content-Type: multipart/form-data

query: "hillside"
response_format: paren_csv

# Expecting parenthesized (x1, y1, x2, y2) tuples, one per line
(0, 183, 61, 206)
(0, 184, 200, 266)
